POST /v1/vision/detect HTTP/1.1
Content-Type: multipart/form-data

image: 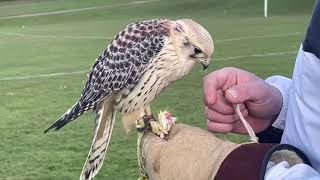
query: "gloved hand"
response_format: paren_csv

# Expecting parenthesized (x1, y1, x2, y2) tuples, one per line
(203, 67, 283, 134)
(140, 124, 239, 180)
(140, 124, 311, 180)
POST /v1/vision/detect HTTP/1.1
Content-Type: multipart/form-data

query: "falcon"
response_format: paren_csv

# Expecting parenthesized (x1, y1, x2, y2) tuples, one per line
(44, 19, 214, 180)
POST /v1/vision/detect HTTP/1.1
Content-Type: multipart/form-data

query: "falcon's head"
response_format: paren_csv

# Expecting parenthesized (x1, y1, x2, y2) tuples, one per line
(171, 19, 214, 70)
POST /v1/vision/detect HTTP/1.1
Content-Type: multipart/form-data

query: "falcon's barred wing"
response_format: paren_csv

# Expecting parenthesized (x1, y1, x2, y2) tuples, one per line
(44, 19, 170, 132)
(81, 19, 170, 106)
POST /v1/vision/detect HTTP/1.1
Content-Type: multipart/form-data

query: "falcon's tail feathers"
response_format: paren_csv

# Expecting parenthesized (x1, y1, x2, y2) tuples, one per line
(80, 98, 116, 180)
(44, 101, 92, 133)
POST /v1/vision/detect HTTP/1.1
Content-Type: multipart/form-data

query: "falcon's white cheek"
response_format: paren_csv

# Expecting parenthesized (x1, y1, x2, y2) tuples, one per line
(179, 59, 197, 78)
(173, 46, 197, 78)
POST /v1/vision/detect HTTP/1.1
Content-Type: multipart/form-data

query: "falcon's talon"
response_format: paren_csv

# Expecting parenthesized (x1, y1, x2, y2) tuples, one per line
(136, 114, 155, 133)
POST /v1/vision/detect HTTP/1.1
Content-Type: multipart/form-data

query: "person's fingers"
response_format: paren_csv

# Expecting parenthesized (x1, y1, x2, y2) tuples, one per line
(203, 73, 218, 106)
(225, 81, 265, 104)
(205, 104, 248, 123)
(206, 92, 248, 116)
(207, 120, 233, 133)
(231, 117, 262, 134)
(233, 106, 249, 120)
(207, 90, 234, 114)
(206, 107, 237, 124)
(203, 68, 237, 106)
(230, 103, 249, 118)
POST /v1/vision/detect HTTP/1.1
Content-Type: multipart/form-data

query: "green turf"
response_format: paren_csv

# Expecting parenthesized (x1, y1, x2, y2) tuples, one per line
(0, 0, 316, 179)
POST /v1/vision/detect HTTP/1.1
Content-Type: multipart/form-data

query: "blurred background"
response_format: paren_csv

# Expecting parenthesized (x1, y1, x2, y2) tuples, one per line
(0, 0, 316, 179)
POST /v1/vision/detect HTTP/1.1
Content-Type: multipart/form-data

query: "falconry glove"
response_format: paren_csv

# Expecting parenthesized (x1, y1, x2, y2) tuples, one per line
(141, 124, 311, 180)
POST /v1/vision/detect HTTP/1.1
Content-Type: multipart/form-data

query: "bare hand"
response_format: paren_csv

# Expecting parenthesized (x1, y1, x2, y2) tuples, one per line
(203, 67, 282, 134)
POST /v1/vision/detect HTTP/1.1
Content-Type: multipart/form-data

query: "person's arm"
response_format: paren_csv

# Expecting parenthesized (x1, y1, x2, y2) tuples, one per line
(266, 1, 320, 178)
(279, 0, 320, 170)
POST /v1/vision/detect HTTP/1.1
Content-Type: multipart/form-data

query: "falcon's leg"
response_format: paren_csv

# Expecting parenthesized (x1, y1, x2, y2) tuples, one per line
(144, 105, 152, 117)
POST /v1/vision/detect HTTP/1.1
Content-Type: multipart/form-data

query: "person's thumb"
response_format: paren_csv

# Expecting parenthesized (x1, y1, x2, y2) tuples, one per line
(225, 82, 262, 104)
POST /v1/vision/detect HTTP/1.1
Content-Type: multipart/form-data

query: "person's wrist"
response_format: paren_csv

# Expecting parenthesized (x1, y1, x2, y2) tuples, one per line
(255, 85, 283, 133)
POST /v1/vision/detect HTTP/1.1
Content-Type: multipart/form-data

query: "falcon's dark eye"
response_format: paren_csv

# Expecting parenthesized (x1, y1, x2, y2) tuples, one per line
(194, 47, 202, 54)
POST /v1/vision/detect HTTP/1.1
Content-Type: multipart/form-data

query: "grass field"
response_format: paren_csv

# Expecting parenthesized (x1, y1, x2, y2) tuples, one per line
(0, 0, 316, 179)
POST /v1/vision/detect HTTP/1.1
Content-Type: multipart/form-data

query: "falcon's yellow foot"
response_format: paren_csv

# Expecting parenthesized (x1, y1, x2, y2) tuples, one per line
(135, 114, 154, 132)
(138, 176, 148, 180)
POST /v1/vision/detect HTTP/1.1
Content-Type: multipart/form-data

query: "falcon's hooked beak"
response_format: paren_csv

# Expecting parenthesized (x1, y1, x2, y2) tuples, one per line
(201, 61, 209, 70)
(198, 57, 210, 70)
